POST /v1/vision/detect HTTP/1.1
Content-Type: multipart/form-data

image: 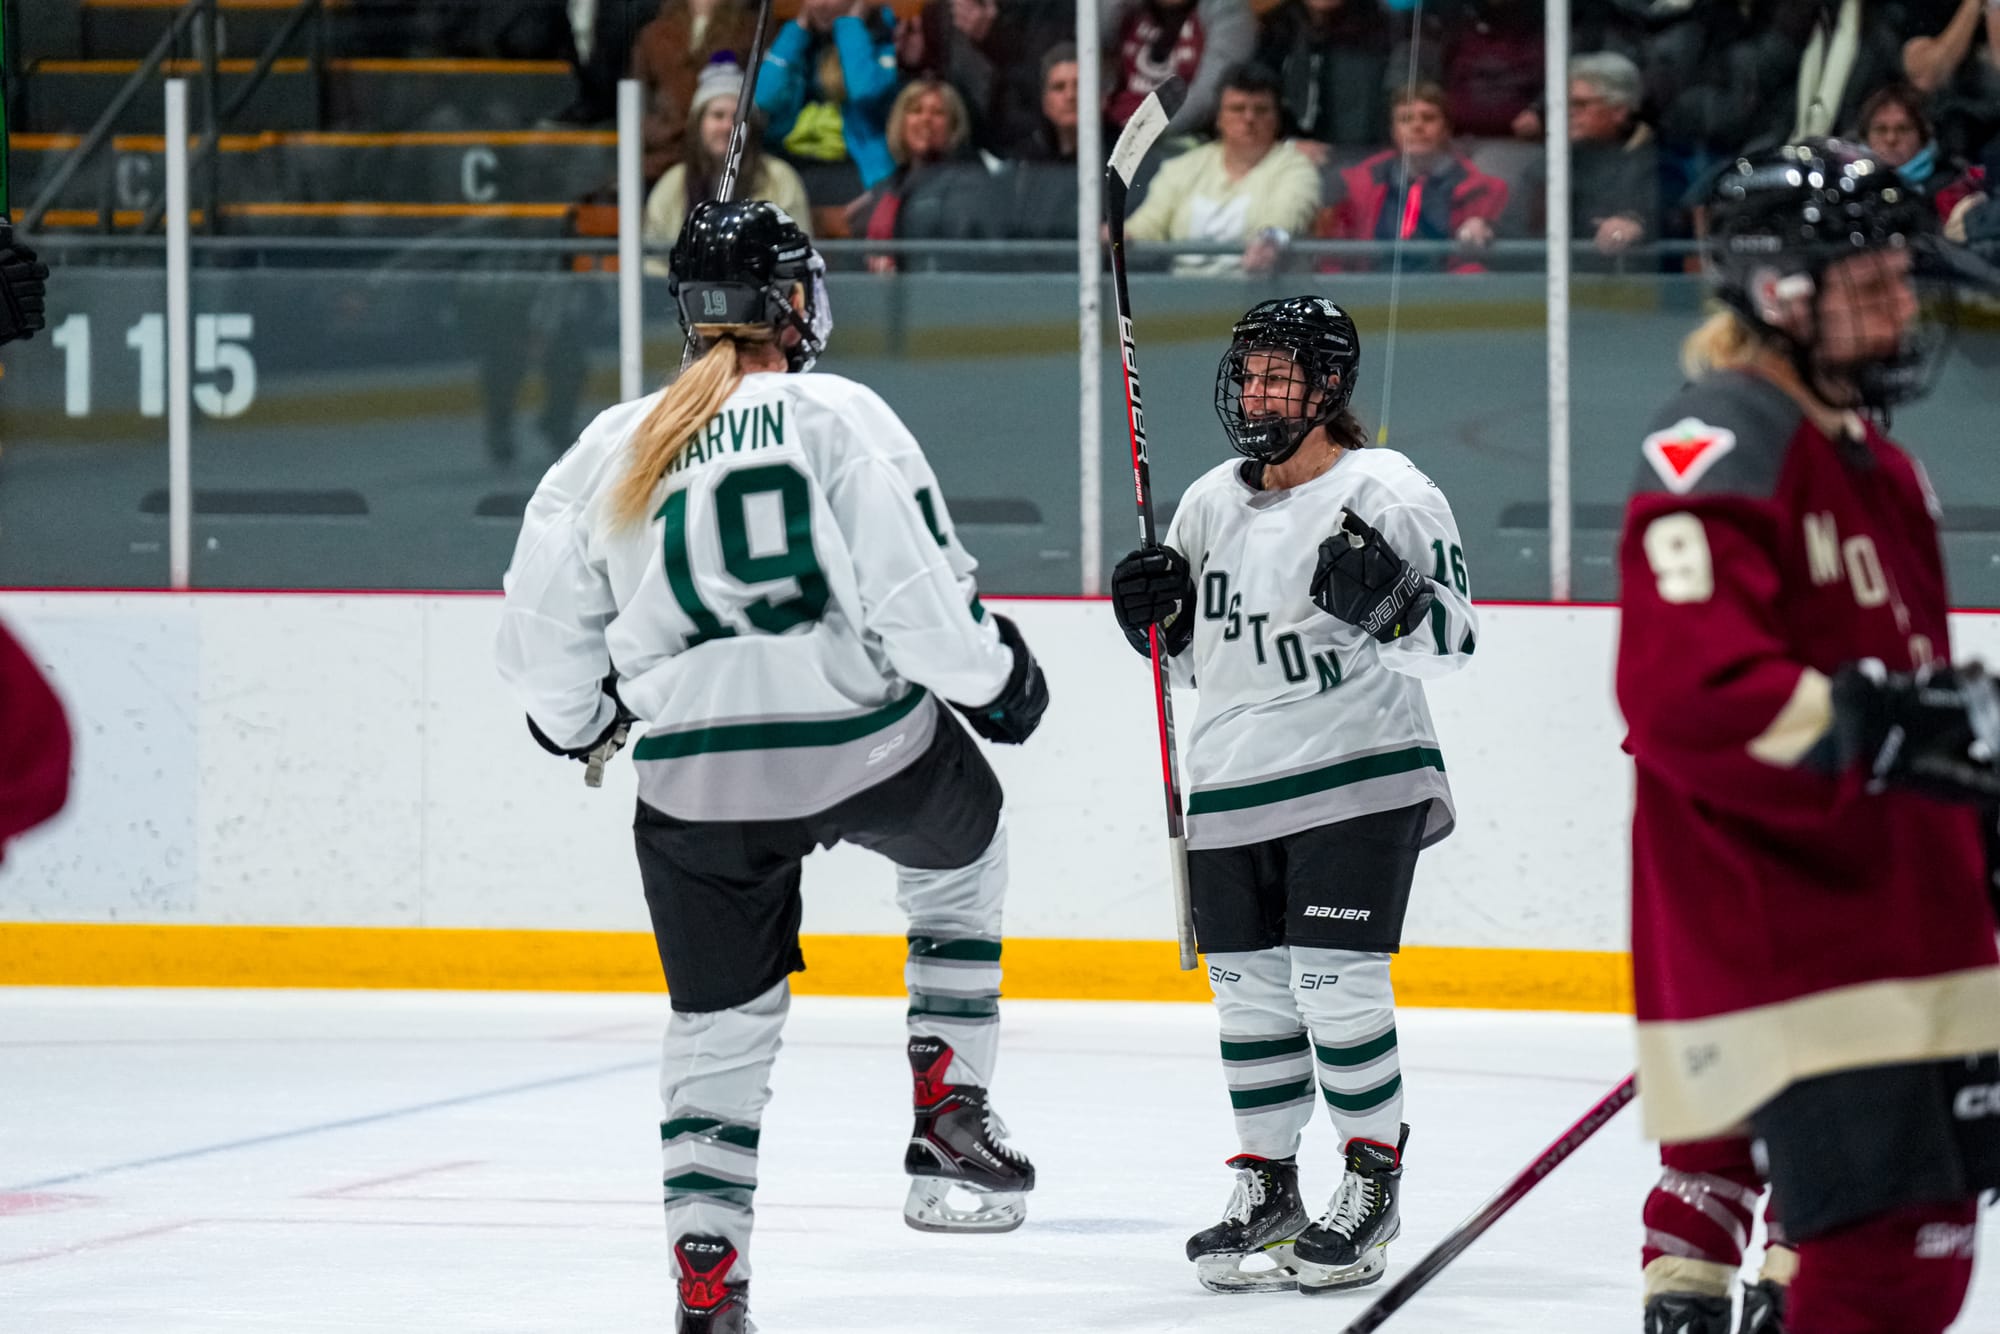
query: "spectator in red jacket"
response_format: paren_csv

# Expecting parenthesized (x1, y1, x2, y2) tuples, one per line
(1315, 82, 1509, 272)
(0, 621, 71, 865)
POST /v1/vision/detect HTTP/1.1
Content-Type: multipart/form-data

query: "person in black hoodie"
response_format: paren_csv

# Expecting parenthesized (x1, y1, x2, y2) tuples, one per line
(1255, 0, 1393, 148)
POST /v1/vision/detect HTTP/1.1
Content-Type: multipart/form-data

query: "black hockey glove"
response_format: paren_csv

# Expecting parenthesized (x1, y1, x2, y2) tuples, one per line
(526, 674, 639, 787)
(1827, 660, 2000, 803)
(1311, 509, 1435, 644)
(954, 614, 1048, 745)
(0, 224, 49, 346)
(1111, 544, 1194, 659)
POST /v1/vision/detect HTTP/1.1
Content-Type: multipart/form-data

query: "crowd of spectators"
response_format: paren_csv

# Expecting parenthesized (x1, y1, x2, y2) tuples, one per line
(432, 0, 2000, 270)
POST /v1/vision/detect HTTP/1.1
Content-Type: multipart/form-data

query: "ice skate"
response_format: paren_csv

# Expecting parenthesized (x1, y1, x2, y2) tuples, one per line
(673, 1233, 752, 1334)
(1294, 1126, 1406, 1294)
(1643, 1292, 1731, 1334)
(1185, 1153, 1309, 1293)
(903, 1037, 1035, 1233)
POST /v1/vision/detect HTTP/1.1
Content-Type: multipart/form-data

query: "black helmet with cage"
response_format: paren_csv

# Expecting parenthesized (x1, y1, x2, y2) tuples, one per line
(1704, 138, 1970, 409)
(1214, 295, 1362, 464)
(668, 199, 832, 372)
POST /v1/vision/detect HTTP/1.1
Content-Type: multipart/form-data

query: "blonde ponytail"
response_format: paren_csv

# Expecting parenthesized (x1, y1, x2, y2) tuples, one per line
(608, 338, 744, 529)
(1680, 308, 1763, 380)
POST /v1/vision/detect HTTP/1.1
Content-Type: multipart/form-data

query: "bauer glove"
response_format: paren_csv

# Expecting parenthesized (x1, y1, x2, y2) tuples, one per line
(1311, 510, 1435, 643)
(1111, 544, 1194, 658)
(0, 224, 49, 346)
(1828, 659, 2000, 803)
(954, 614, 1048, 745)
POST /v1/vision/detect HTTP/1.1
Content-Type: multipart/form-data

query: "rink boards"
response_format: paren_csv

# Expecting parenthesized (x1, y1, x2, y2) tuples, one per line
(4, 593, 1997, 1009)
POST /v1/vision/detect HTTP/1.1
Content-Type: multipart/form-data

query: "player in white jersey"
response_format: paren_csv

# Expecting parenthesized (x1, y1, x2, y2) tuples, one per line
(495, 200, 1048, 1333)
(1111, 296, 1476, 1297)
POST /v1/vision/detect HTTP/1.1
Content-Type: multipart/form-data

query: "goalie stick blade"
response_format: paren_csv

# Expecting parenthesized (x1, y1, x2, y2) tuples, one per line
(1107, 76, 1186, 188)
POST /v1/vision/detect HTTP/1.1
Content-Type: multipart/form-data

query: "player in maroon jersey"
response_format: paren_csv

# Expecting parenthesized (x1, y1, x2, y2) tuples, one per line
(1618, 139, 2000, 1334)
(0, 620, 70, 862)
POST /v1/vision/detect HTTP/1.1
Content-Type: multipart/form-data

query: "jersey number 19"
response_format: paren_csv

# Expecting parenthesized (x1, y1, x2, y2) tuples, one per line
(656, 462, 830, 647)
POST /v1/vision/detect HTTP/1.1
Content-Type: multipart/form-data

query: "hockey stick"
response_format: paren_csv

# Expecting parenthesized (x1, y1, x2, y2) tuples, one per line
(1104, 77, 1197, 972)
(1338, 1074, 1638, 1333)
(677, 0, 778, 372)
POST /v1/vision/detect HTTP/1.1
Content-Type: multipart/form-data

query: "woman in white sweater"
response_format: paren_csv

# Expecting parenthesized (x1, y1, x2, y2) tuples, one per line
(644, 58, 813, 266)
(1121, 63, 1321, 275)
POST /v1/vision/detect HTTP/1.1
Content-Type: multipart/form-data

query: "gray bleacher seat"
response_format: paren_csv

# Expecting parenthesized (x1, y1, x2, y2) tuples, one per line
(25, 58, 573, 135)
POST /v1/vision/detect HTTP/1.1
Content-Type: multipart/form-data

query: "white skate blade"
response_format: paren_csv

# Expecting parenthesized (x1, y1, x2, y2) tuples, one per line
(903, 1176, 1026, 1234)
(1194, 1242, 1299, 1294)
(1294, 1248, 1387, 1293)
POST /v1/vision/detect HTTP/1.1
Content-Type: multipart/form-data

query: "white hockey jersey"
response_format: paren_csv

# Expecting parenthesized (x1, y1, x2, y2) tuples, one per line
(495, 371, 1014, 822)
(1162, 446, 1477, 851)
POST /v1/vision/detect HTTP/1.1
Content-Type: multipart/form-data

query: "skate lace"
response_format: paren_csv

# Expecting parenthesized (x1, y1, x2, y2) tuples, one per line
(1223, 1167, 1268, 1225)
(1313, 1172, 1378, 1240)
(984, 1107, 1031, 1167)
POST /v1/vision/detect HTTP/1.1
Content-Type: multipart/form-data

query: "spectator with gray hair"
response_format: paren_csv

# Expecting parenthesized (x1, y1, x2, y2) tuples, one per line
(1508, 50, 1659, 257)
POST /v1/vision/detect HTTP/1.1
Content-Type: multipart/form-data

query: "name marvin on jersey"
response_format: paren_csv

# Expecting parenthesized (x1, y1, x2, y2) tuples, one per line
(666, 403, 788, 476)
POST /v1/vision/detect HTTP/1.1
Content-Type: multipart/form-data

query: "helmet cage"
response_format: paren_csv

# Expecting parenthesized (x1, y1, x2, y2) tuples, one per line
(1707, 140, 1956, 411)
(1213, 297, 1362, 465)
(1215, 342, 1345, 464)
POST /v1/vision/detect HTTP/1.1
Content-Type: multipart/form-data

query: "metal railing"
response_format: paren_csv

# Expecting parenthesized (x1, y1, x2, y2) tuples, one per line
(24, 0, 327, 235)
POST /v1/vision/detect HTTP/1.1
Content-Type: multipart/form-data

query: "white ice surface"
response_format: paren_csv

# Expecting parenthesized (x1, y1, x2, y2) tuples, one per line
(3, 990, 1996, 1333)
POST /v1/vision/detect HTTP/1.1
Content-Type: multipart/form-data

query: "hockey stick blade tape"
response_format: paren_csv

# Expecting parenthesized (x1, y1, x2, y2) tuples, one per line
(1108, 76, 1187, 186)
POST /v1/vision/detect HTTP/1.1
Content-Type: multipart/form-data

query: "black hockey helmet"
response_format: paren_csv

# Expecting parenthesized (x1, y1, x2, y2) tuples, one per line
(1214, 296, 1361, 464)
(668, 199, 830, 372)
(1705, 138, 1969, 408)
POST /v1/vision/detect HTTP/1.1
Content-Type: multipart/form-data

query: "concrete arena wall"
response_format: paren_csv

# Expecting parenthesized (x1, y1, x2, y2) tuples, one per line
(5, 594, 1996, 1009)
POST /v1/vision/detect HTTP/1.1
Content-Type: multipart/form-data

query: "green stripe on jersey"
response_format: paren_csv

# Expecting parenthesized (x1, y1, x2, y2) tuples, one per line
(1187, 747, 1445, 817)
(1321, 1075, 1402, 1113)
(660, 1117, 761, 1150)
(1219, 1032, 1311, 1063)
(908, 993, 1000, 1021)
(1229, 1078, 1315, 1111)
(1314, 1029, 1397, 1068)
(908, 935, 1003, 963)
(633, 688, 927, 760)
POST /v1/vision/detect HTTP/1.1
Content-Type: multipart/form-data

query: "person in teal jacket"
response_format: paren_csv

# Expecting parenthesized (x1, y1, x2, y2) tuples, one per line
(756, 0, 903, 188)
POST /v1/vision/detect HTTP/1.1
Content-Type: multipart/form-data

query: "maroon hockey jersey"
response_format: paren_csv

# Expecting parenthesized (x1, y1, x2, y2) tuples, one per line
(0, 619, 70, 862)
(1615, 369, 2000, 1142)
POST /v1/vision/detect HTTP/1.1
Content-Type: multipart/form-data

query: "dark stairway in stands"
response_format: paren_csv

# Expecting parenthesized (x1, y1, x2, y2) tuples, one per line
(12, 0, 615, 240)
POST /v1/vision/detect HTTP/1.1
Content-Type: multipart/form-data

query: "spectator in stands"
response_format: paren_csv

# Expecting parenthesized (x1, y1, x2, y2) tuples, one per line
(1254, 0, 1394, 149)
(896, 0, 1047, 156)
(991, 46, 1082, 248)
(1641, 0, 1805, 230)
(1022, 43, 1081, 162)
(632, 0, 760, 182)
(1400, 0, 1544, 140)
(1121, 63, 1320, 274)
(1316, 81, 1508, 271)
(645, 60, 814, 265)
(1103, 0, 1256, 137)
(758, 0, 904, 191)
(1900, 0, 2000, 160)
(1778, 0, 1906, 141)
(1853, 82, 1987, 222)
(1509, 53, 1658, 255)
(546, 0, 648, 127)
(846, 78, 987, 271)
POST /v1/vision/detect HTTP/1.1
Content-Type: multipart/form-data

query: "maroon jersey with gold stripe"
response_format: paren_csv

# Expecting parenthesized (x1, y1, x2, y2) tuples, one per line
(1615, 368, 2000, 1142)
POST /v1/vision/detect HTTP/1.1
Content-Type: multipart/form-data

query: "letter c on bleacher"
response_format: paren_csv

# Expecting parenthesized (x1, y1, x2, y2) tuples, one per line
(462, 147, 499, 204)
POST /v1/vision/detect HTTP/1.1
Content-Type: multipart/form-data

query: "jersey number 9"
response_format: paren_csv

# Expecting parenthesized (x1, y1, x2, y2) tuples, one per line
(657, 463, 831, 647)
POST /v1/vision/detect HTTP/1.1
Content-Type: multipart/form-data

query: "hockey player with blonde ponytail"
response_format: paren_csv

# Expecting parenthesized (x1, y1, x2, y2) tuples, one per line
(496, 199, 1049, 1334)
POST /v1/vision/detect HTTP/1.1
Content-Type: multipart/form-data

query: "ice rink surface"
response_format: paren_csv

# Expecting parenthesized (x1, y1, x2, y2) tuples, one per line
(5, 990, 1997, 1333)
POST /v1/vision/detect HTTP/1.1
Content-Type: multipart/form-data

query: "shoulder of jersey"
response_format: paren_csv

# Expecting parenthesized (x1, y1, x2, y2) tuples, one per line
(1343, 445, 1442, 501)
(1176, 457, 1246, 514)
(1633, 371, 1801, 501)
